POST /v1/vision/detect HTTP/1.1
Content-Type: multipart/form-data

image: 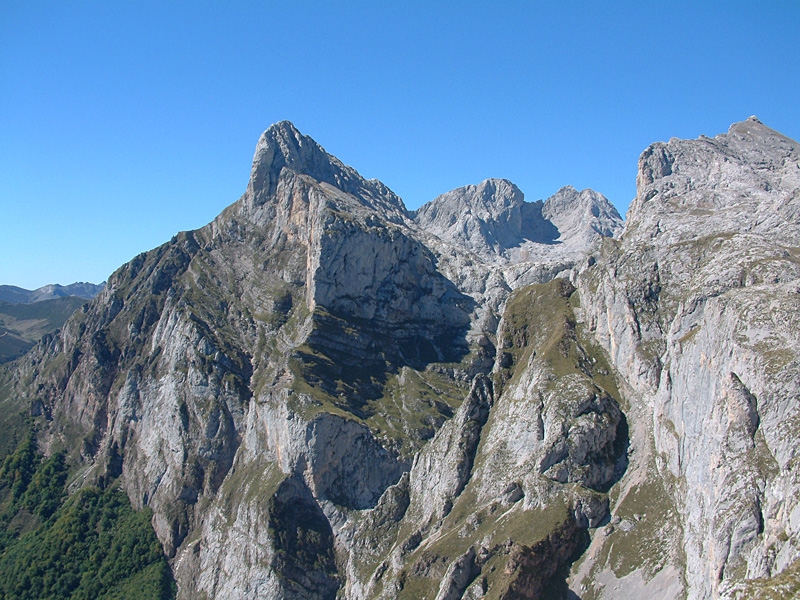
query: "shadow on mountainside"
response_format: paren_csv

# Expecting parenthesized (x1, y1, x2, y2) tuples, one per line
(269, 476, 339, 600)
(298, 313, 475, 420)
(297, 277, 477, 421)
(520, 200, 561, 245)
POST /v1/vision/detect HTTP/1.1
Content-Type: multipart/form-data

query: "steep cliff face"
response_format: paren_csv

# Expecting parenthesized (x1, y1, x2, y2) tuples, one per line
(571, 116, 800, 599)
(2, 117, 798, 599)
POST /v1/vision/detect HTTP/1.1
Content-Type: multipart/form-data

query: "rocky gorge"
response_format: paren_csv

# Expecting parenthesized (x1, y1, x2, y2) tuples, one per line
(0, 116, 798, 599)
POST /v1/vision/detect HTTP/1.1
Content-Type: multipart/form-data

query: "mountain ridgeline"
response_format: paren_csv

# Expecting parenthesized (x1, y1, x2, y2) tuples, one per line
(0, 282, 104, 363)
(1, 117, 799, 599)
(0, 282, 104, 305)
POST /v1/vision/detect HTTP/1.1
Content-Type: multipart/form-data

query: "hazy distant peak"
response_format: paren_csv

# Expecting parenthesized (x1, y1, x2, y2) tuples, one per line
(0, 281, 104, 304)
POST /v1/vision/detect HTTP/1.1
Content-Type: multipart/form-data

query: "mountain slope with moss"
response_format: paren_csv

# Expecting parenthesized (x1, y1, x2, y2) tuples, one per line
(0, 296, 90, 363)
(1, 117, 798, 599)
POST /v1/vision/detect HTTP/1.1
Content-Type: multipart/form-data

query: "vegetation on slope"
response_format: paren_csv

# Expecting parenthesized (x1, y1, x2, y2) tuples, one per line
(0, 297, 88, 363)
(0, 428, 175, 600)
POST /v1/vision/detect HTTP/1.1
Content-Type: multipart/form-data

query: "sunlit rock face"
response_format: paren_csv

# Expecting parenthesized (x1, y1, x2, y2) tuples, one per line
(572, 116, 800, 599)
(7, 116, 800, 599)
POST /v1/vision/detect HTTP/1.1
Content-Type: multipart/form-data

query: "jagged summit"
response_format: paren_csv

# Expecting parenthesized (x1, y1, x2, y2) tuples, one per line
(416, 178, 525, 219)
(243, 122, 624, 265)
(628, 116, 800, 245)
(248, 120, 342, 200)
(246, 120, 406, 217)
(414, 178, 622, 263)
(413, 178, 530, 253)
(542, 185, 623, 243)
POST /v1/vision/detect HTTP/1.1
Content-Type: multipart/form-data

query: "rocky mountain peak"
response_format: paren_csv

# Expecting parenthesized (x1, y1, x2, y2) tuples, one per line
(249, 120, 335, 195)
(627, 116, 800, 245)
(435, 178, 525, 217)
(413, 178, 522, 242)
(724, 114, 799, 162)
(246, 120, 406, 217)
(414, 179, 622, 266)
(413, 178, 533, 258)
(729, 114, 780, 139)
(542, 185, 623, 241)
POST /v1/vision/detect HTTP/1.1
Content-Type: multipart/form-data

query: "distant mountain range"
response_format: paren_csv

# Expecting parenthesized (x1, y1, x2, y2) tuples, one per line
(0, 282, 103, 363)
(0, 281, 104, 304)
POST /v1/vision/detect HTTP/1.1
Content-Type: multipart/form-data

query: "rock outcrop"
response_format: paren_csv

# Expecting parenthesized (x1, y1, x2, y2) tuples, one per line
(570, 116, 800, 599)
(413, 178, 622, 268)
(2, 116, 798, 599)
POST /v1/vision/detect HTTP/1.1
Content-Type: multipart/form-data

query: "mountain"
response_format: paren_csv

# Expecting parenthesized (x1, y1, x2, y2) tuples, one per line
(0, 296, 91, 363)
(0, 117, 797, 599)
(0, 281, 105, 304)
(0, 282, 103, 363)
(413, 179, 622, 263)
(571, 116, 800, 599)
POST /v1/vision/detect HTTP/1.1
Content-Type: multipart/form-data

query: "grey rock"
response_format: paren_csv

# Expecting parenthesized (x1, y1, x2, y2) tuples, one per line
(435, 546, 480, 600)
(4, 117, 799, 600)
(413, 178, 622, 267)
(572, 116, 800, 599)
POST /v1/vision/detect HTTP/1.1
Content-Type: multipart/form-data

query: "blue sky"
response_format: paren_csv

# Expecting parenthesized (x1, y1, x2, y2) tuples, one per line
(1, 2, 798, 289)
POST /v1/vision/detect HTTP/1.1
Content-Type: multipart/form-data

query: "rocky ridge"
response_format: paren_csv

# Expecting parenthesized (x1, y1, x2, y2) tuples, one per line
(571, 116, 800, 599)
(1, 117, 798, 599)
(0, 282, 105, 304)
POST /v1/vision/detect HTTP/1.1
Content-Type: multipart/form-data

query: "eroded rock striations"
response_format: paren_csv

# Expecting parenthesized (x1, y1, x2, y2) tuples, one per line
(570, 116, 800, 599)
(1, 116, 798, 599)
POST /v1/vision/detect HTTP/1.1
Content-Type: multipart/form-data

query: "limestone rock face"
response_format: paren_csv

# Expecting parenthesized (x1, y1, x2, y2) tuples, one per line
(247, 120, 406, 219)
(3, 117, 800, 599)
(543, 185, 624, 247)
(571, 116, 800, 599)
(413, 178, 622, 266)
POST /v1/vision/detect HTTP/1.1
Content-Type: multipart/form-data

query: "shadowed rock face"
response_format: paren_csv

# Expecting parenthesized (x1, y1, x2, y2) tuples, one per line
(3, 117, 799, 599)
(413, 178, 622, 262)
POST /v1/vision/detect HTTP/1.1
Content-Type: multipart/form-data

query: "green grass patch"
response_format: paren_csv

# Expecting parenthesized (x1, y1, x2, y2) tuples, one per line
(590, 471, 681, 581)
(730, 558, 800, 599)
(497, 279, 621, 402)
(395, 489, 573, 600)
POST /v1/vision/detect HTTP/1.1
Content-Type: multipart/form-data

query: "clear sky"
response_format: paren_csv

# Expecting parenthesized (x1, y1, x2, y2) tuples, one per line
(1, 2, 798, 289)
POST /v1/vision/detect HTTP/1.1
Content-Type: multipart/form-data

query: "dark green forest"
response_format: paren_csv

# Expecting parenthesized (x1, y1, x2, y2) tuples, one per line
(0, 430, 175, 599)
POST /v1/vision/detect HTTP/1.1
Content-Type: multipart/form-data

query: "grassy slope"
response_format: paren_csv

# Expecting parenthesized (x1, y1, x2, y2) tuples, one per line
(0, 297, 88, 363)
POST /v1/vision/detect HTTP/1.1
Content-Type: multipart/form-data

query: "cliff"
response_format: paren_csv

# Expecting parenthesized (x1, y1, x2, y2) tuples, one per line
(1, 116, 798, 599)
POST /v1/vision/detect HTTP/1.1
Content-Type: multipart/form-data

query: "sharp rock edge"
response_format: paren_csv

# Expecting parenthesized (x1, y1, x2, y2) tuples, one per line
(4, 116, 800, 599)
